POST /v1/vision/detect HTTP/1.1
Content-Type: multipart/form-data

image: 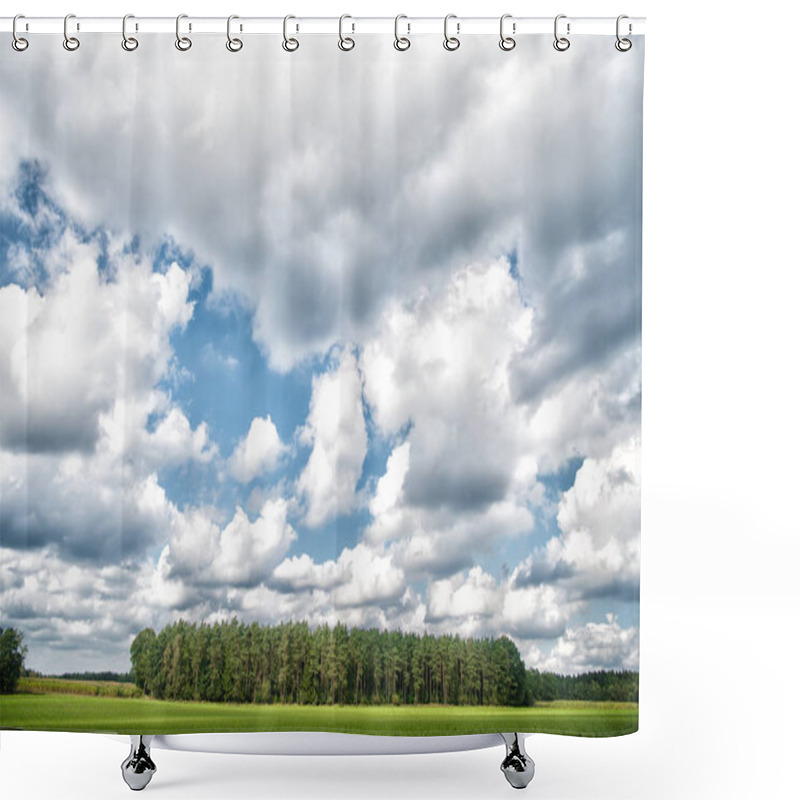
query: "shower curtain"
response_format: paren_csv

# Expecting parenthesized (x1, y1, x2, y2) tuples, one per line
(0, 24, 643, 738)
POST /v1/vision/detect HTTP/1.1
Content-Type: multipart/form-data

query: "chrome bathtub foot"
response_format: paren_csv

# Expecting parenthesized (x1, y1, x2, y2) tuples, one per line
(121, 735, 157, 791)
(500, 733, 535, 790)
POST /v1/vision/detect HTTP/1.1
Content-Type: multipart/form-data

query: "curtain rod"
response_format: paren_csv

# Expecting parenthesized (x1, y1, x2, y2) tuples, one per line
(1, 16, 646, 37)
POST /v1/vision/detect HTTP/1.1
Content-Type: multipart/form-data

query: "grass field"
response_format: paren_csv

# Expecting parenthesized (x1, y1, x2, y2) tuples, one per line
(1, 679, 637, 737)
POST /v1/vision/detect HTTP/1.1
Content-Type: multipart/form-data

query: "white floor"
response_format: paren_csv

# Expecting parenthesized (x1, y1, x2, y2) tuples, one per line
(0, 703, 792, 800)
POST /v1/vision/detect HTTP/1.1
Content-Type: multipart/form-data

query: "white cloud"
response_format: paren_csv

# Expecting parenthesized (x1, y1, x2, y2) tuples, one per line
(271, 553, 343, 593)
(165, 499, 296, 587)
(234, 582, 426, 636)
(368, 441, 410, 521)
(0, 546, 190, 673)
(512, 437, 641, 601)
(389, 497, 534, 578)
(97, 397, 217, 473)
(427, 566, 501, 623)
(296, 347, 367, 527)
(525, 347, 641, 472)
(361, 260, 536, 576)
(164, 507, 224, 577)
(271, 543, 405, 609)
(214, 500, 296, 585)
(0, 229, 200, 456)
(228, 415, 286, 483)
(266, 548, 576, 644)
(145, 407, 216, 466)
(0, 223, 217, 562)
(330, 544, 406, 608)
(558, 437, 641, 551)
(526, 616, 640, 674)
(501, 583, 578, 639)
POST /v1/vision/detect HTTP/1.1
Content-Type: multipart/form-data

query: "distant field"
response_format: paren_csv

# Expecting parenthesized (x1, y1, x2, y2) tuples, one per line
(15, 677, 143, 698)
(0, 681, 637, 737)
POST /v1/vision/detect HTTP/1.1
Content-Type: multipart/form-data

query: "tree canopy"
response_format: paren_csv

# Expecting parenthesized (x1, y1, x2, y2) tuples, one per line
(0, 626, 27, 694)
(130, 619, 637, 706)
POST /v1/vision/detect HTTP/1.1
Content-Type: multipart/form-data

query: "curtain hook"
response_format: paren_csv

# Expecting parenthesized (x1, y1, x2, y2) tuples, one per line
(63, 13, 80, 51)
(175, 13, 192, 51)
(553, 14, 570, 52)
(12, 14, 29, 51)
(499, 14, 516, 51)
(338, 14, 355, 51)
(122, 14, 138, 51)
(394, 14, 410, 51)
(226, 15, 243, 52)
(615, 15, 632, 51)
(339, 14, 356, 52)
(443, 14, 460, 51)
(283, 15, 299, 52)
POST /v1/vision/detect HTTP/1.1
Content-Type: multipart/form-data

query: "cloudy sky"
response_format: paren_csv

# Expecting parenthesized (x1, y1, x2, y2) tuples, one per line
(0, 33, 643, 675)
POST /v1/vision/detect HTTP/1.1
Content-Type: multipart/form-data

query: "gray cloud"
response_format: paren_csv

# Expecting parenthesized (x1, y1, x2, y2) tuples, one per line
(403, 455, 510, 512)
(0, 451, 172, 562)
(512, 557, 576, 588)
(1, 34, 643, 374)
(511, 230, 642, 407)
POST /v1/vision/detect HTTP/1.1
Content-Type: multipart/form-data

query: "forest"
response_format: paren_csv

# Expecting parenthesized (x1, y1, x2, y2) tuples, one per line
(130, 620, 638, 706)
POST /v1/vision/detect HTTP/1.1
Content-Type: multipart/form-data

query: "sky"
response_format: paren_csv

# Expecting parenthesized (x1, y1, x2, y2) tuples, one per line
(0, 33, 643, 676)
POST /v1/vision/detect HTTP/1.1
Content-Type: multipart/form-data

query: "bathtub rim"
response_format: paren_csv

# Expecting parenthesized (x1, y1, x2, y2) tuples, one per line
(103, 730, 519, 755)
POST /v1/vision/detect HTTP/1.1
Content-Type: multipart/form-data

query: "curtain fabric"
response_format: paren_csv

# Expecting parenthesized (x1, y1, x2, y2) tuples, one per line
(0, 31, 644, 736)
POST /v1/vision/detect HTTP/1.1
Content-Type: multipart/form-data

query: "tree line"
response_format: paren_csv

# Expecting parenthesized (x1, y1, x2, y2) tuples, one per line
(48, 670, 135, 683)
(527, 667, 638, 702)
(130, 619, 638, 706)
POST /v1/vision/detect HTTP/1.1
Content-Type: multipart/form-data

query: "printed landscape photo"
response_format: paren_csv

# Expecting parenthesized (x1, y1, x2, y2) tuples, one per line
(1, 35, 642, 736)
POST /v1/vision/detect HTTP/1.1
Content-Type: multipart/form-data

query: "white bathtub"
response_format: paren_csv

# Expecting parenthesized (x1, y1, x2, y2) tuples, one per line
(112, 731, 535, 791)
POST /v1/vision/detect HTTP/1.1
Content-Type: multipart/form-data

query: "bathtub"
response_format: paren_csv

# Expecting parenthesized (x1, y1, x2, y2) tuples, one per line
(116, 731, 535, 791)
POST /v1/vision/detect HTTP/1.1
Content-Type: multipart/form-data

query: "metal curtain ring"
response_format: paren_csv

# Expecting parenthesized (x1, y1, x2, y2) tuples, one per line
(443, 14, 460, 51)
(12, 14, 29, 51)
(394, 14, 410, 51)
(283, 15, 299, 51)
(338, 14, 355, 51)
(226, 15, 243, 52)
(122, 14, 138, 51)
(176, 13, 192, 51)
(499, 14, 515, 51)
(553, 14, 570, 51)
(63, 13, 80, 51)
(615, 14, 632, 51)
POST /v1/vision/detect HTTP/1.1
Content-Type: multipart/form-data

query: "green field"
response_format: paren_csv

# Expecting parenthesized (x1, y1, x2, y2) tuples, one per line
(0, 680, 637, 737)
